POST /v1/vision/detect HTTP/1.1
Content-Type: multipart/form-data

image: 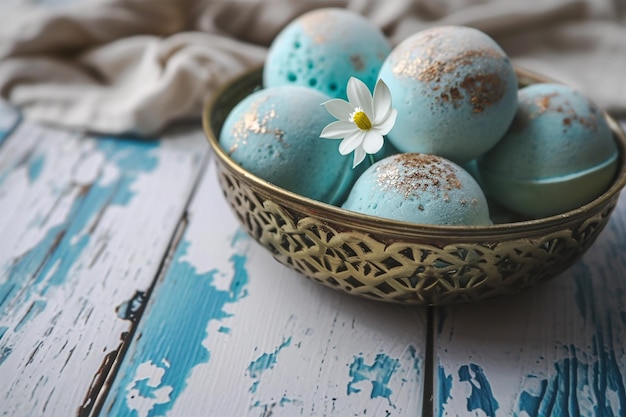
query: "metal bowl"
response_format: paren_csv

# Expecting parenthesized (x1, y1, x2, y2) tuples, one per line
(203, 68, 626, 305)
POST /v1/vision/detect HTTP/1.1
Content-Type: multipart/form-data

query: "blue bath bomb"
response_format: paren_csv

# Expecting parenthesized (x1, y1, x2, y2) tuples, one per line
(219, 85, 356, 205)
(478, 83, 618, 218)
(377, 26, 518, 163)
(342, 153, 491, 225)
(263, 8, 391, 99)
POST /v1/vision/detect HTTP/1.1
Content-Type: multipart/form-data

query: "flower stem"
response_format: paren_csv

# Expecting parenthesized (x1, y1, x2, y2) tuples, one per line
(368, 154, 376, 167)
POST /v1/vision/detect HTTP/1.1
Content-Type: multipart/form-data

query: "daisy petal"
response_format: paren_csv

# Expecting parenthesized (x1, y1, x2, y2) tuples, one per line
(362, 131, 384, 154)
(347, 77, 373, 118)
(320, 120, 358, 139)
(322, 99, 353, 120)
(352, 146, 366, 168)
(373, 79, 393, 124)
(339, 130, 366, 155)
(375, 108, 398, 135)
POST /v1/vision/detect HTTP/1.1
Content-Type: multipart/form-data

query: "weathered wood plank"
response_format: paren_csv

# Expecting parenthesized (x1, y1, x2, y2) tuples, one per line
(434, 190, 626, 415)
(0, 122, 207, 417)
(101, 159, 429, 417)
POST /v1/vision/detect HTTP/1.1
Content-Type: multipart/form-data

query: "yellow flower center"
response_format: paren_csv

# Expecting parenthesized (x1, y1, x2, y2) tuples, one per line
(352, 111, 372, 130)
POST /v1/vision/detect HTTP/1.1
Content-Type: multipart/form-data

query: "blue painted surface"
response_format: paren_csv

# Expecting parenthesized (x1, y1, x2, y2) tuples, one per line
(437, 366, 453, 417)
(347, 353, 400, 406)
(515, 243, 626, 417)
(438, 212, 626, 417)
(0, 104, 20, 147)
(1, 137, 159, 306)
(517, 338, 626, 416)
(14, 300, 47, 332)
(247, 337, 291, 393)
(250, 395, 300, 415)
(0, 137, 160, 363)
(0, 326, 8, 365)
(0, 346, 12, 366)
(117, 291, 147, 322)
(458, 363, 499, 417)
(27, 154, 45, 183)
(103, 231, 250, 417)
(519, 378, 548, 417)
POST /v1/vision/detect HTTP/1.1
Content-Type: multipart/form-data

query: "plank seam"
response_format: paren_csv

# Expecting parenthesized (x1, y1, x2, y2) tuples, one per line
(422, 306, 434, 417)
(79, 213, 189, 417)
(82, 146, 212, 417)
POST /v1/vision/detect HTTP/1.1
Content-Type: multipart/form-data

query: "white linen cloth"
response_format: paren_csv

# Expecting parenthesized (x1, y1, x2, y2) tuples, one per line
(0, 0, 624, 136)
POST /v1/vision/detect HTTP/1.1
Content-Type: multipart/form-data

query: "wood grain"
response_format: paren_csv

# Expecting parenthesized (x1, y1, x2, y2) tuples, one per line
(101, 158, 429, 417)
(0, 115, 208, 417)
(434, 192, 626, 416)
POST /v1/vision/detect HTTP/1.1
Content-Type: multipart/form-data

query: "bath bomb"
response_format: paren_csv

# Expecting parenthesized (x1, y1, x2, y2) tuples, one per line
(342, 153, 491, 225)
(219, 85, 356, 205)
(377, 26, 518, 163)
(264, 8, 391, 99)
(478, 83, 618, 218)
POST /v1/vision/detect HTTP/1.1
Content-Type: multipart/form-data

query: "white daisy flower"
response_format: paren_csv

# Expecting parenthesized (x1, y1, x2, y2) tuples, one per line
(320, 77, 397, 168)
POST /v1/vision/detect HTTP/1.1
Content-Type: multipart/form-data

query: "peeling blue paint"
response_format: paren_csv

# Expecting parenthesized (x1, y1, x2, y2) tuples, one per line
(407, 345, 420, 372)
(438, 366, 453, 417)
(250, 395, 299, 413)
(530, 252, 625, 416)
(0, 104, 20, 147)
(231, 227, 250, 246)
(14, 300, 47, 332)
(0, 137, 159, 318)
(27, 154, 45, 182)
(347, 353, 400, 406)
(247, 337, 292, 393)
(458, 363, 499, 417)
(102, 232, 251, 417)
(229, 253, 249, 300)
(0, 224, 64, 310)
(519, 378, 548, 416)
(116, 291, 147, 322)
(0, 326, 8, 365)
(591, 323, 626, 416)
(0, 346, 12, 366)
(517, 327, 626, 416)
(217, 326, 230, 334)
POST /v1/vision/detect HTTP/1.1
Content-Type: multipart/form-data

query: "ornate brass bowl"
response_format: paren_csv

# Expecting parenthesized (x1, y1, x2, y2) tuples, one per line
(203, 68, 626, 305)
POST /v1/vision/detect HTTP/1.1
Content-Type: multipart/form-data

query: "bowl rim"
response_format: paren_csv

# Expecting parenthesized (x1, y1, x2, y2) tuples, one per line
(202, 66, 626, 239)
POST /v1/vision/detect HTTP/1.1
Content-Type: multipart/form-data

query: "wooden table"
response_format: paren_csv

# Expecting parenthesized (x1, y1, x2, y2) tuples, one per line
(1, 98, 625, 417)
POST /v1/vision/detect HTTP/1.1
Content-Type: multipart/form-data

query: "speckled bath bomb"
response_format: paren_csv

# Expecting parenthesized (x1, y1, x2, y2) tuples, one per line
(478, 83, 618, 218)
(377, 26, 518, 163)
(342, 153, 491, 225)
(263, 8, 391, 99)
(219, 85, 356, 205)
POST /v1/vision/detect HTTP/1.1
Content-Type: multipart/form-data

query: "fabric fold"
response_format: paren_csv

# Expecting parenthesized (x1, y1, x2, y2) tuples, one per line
(0, 0, 624, 136)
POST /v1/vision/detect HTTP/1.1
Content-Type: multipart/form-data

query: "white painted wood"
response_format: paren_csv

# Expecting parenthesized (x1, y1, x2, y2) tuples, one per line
(102, 158, 429, 417)
(0, 100, 20, 145)
(0, 121, 208, 417)
(434, 190, 626, 417)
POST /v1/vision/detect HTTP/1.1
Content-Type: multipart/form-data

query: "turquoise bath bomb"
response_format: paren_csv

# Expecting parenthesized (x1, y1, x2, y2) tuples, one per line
(219, 85, 356, 205)
(478, 83, 618, 218)
(342, 153, 491, 225)
(377, 26, 518, 163)
(263, 8, 391, 99)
